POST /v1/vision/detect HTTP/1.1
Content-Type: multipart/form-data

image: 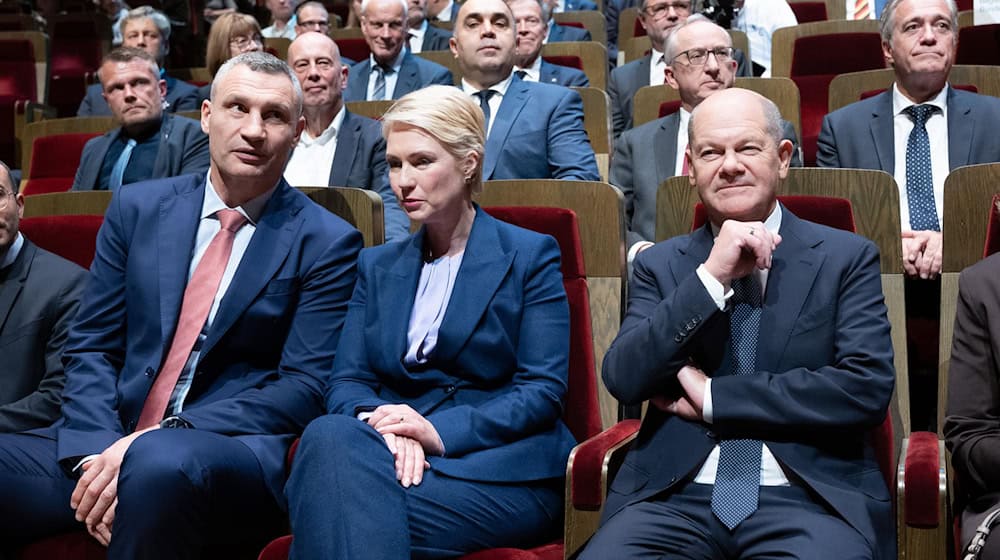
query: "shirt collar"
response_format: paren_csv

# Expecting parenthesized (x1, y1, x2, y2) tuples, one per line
(892, 82, 949, 117)
(461, 71, 515, 96)
(0, 232, 23, 270)
(435, 0, 454, 20)
(298, 105, 346, 147)
(370, 49, 405, 73)
(515, 55, 543, 80)
(410, 19, 428, 40)
(202, 172, 276, 225)
(652, 47, 666, 65)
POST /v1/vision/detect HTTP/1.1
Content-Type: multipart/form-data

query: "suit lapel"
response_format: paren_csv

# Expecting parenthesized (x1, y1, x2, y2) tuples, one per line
(484, 78, 529, 179)
(395, 55, 420, 98)
(947, 87, 974, 169)
(329, 111, 360, 186)
(158, 176, 204, 348)
(376, 232, 424, 365)
(656, 113, 680, 183)
(756, 209, 824, 371)
(0, 241, 34, 334)
(869, 91, 895, 173)
(346, 61, 370, 100)
(433, 210, 514, 363)
(200, 181, 303, 355)
(152, 114, 173, 178)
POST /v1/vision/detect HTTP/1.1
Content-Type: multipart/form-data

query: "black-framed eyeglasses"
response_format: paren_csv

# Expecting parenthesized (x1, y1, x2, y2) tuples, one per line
(672, 46, 735, 66)
(643, 1, 691, 18)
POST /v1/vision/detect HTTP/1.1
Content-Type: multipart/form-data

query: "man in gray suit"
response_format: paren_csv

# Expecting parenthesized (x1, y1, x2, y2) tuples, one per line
(407, 0, 453, 52)
(0, 161, 87, 433)
(817, 0, 1000, 279)
(509, 0, 590, 87)
(72, 48, 210, 192)
(284, 32, 409, 241)
(611, 18, 801, 262)
(345, 0, 454, 101)
(608, 5, 751, 138)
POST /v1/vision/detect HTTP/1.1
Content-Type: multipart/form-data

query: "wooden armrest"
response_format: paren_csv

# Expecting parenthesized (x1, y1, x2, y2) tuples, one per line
(897, 431, 948, 560)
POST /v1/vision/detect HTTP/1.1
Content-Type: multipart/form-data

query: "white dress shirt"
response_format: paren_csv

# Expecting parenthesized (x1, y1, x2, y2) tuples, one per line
(461, 73, 514, 137)
(434, 0, 454, 21)
(366, 51, 406, 100)
(408, 20, 427, 53)
(692, 203, 792, 487)
(514, 55, 543, 82)
(891, 83, 950, 231)
(284, 106, 346, 187)
(733, 0, 797, 77)
(648, 48, 667, 86)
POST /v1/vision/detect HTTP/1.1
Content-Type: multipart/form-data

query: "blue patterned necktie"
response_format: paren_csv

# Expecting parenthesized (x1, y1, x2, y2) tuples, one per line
(711, 273, 763, 530)
(905, 104, 941, 231)
(372, 65, 388, 100)
(474, 89, 496, 130)
(109, 138, 137, 192)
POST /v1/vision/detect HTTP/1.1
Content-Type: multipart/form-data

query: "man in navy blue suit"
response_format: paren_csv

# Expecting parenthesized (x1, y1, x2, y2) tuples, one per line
(580, 88, 895, 559)
(285, 32, 409, 241)
(406, 0, 453, 52)
(510, 0, 590, 87)
(0, 52, 362, 559)
(345, 0, 454, 101)
(451, 0, 599, 180)
(818, 0, 1000, 280)
(77, 7, 199, 116)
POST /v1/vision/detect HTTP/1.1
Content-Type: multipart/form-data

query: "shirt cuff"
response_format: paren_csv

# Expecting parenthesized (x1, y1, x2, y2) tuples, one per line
(627, 240, 655, 263)
(703, 378, 713, 424)
(696, 264, 733, 310)
(73, 454, 100, 473)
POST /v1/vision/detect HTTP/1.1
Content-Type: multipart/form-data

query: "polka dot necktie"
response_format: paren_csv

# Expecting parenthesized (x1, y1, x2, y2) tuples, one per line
(710, 274, 763, 530)
(905, 104, 941, 232)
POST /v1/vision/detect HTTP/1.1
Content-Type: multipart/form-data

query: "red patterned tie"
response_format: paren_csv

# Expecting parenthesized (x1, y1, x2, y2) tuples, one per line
(853, 0, 871, 19)
(136, 209, 248, 430)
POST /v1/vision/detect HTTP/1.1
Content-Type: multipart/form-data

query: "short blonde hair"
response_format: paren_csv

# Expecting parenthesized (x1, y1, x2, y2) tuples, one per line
(381, 86, 486, 193)
(206, 13, 262, 77)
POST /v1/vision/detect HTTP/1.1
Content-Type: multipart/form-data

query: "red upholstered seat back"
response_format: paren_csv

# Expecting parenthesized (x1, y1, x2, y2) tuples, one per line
(21, 132, 103, 195)
(542, 55, 584, 71)
(789, 32, 884, 165)
(691, 194, 894, 490)
(658, 100, 683, 119)
(859, 83, 978, 101)
(0, 39, 37, 101)
(957, 24, 1000, 66)
(19, 215, 104, 268)
(336, 38, 372, 65)
(633, 17, 646, 38)
(982, 194, 1000, 258)
(483, 206, 602, 443)
(789, 1, 828, 23)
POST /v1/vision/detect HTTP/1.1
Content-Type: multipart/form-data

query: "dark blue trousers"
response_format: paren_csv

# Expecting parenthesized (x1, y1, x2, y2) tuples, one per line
(286, 414, 562, 559)
(0, 429, 285, 559)
(579, 481, 874, 560)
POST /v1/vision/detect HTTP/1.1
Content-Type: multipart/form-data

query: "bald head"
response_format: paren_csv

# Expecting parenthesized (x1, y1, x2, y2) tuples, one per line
(288, 31, 349, 132)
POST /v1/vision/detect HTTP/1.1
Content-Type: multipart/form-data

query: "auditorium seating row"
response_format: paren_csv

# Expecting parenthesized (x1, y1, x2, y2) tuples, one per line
(14, 163, 1000, 558)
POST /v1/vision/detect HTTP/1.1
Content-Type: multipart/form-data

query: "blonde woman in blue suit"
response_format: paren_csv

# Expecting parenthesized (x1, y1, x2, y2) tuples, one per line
(285, 85, 577, 558)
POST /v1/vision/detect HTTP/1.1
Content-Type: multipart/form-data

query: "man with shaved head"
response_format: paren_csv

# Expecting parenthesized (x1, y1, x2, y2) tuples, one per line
(581, 89, 895, 560)
(285, 32, 408, 240)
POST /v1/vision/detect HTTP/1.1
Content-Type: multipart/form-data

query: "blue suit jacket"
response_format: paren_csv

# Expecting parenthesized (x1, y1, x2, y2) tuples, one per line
(817, 87, 1000, 172)
(77, 76, 201, 117)
(547, 21, 591, 42)
(326, 207, 576, 482)
(71, 114, 211, 191)
(537, 60, 590, 87)
(326, 110, 409, 241)
(601, 208, 896, 559)
(484, 76, 599, 181)
(344, 52, 454, 102)
(421, 22, 452, 51)
(47, 175, 362, 503)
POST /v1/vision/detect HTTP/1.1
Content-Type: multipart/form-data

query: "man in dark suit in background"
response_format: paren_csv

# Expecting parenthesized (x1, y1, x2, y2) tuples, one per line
(407, 0, 453, 52)
(817, 0, 1000, 281)
(608, 5, 751, 138)
(285, 32, 409, 240)
(0, 52, 362, 558)
(0, 161, 86, 433)
(451, 0, 599, 180)
(346, 0, 454, 101)
(78, 7, 199, 116)
(580, 87, 895, 560)
(427, 0, 460, 21)
(72, 48, 210, 192)
(612, 18, 801, 264)
(510, 0, 590, 87)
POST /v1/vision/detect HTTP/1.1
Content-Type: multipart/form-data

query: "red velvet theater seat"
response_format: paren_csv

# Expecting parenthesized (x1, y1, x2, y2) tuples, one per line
(957, 24, 1000, 66)
(788, 0, 828, 23)
(18, 214, 103, 268)
(21, 132, 102, 195)
(259, 206, 604, 560)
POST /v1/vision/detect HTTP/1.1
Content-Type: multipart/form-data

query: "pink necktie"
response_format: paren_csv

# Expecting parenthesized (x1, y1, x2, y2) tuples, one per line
(136, 209, 248, 430)
(853, 0, 870, 19)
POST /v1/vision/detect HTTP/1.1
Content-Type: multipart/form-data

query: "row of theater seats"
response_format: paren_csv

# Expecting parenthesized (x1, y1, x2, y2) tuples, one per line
(13, 164, 1000, 559)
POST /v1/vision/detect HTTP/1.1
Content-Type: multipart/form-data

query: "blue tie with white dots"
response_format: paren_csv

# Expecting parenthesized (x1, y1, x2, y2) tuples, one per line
(905, 104, 940, 231)
(710, 274, 763, 530)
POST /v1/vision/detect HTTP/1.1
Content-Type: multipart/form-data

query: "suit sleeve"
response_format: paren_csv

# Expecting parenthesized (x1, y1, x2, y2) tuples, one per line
(608, 69, 627, 140)
(428, 236, 570, 457)
(177, 226, 363, 434)
(609, 129, 644, 247)
(0, 266, 87, 432)
(816, 113, 842, 168)
(945, 263, 1000, 497)
(70, 139, 99, 191)
(171, 85, 202, 112)
(782, 120, 803, 168)
(710, 240, 894, 434)
(77, 88, 95, 117)
(547, 88, 600, 181)
(569, 69, 590, 87)
(177, 122, 211, 177)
